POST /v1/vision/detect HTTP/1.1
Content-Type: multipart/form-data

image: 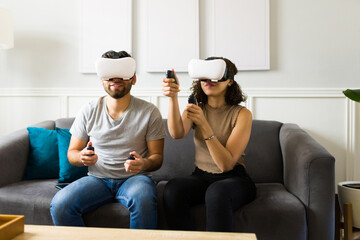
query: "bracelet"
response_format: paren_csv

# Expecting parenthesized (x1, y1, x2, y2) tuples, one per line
(204, 135, 215, 141)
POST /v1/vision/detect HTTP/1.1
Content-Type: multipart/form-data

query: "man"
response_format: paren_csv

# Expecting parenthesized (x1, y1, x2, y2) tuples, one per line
(50, 50, 165, 229)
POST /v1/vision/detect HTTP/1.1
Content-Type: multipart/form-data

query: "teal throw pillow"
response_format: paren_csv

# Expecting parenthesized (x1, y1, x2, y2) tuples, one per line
(24, 127, 59, 180)
(56, 127, 88, 183)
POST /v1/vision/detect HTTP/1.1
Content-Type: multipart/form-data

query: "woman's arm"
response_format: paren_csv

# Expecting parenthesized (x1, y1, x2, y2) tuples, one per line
(187, 105, 252, 172)
(162, 70, 193, 139)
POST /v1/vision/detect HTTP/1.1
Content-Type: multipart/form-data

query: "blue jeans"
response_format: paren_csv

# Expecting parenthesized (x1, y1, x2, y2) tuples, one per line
(50, 175, 157, 229)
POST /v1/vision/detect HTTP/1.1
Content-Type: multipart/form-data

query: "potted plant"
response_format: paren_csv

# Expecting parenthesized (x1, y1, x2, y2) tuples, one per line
(338, 89, 360, 228)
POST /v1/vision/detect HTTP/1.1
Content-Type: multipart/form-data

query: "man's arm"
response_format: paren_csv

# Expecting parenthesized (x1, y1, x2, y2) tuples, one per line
(143, 138, 164, 172)
(67, 135, 97, 167)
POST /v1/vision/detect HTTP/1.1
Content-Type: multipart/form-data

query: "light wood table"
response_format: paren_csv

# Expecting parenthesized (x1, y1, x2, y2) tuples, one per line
(13, 225, 257, 240)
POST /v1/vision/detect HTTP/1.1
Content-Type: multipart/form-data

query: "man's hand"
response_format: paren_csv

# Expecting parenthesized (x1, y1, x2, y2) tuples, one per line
(79, 142, 98, 166)
(124, 151, 144, 175)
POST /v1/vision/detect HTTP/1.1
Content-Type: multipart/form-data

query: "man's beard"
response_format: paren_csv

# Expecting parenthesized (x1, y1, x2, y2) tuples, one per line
(104, 82, 132, 99)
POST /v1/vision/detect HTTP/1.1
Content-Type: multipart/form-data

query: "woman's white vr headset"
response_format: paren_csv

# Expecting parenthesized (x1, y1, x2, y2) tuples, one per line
(188, 59, 228, 82)
(95, 57, 136, 81)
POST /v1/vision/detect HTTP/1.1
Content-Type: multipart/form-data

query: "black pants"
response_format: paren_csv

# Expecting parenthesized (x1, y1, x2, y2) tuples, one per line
(163, 165, 256, 232)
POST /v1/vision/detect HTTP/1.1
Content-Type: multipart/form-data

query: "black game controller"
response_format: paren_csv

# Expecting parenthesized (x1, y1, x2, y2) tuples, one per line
(87, 144, 95, 156)
(188, 94, 197, 105)
(128, 155, 135, 160)
(166, 70, 177, 85)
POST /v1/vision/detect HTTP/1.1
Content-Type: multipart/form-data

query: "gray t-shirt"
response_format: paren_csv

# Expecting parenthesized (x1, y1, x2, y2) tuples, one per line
(70, 95, 166, 179)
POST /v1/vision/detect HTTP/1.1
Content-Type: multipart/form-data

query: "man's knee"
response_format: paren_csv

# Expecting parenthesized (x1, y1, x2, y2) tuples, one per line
(123, 175, 157, 206)
(50, 189, 74, 220)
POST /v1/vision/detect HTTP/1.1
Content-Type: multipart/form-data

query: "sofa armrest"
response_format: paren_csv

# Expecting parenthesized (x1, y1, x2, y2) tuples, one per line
(0, 129, 30, 187)
(280, 123, 335, 240)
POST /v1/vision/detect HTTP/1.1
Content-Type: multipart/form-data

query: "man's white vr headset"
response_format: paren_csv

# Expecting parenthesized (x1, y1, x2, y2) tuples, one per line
(188, 59, 228, 82)
(95, 57, 136, 81)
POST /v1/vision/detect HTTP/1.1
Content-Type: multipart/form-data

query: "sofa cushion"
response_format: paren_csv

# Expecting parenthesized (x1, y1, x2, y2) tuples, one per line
(0, 179, 59, 224)
(234, 183, 307, 240)
(24, 127, 59, 180)
(0, 179, 131, 227)
(56, 127, 88, 183)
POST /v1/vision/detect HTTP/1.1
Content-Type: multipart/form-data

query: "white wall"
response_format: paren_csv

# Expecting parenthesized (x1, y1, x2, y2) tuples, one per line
(0, 0, 360, 186)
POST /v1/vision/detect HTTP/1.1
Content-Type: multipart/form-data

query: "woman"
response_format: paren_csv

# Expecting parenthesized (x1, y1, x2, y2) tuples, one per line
(161, 57, 256, 232)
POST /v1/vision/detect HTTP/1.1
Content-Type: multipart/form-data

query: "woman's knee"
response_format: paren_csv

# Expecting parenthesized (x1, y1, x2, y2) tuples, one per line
(205, 183, 228, 205)
(205, 180, 256, 208)
(163, 178, 188, 203)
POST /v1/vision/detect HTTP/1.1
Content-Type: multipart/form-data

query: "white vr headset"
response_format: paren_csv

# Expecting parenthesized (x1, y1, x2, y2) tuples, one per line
(188, 59, 227, 82)
(95, 57, 136, 81)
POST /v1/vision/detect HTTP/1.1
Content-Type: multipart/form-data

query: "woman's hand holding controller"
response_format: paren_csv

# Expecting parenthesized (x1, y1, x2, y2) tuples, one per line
(162, 69, 180, 98)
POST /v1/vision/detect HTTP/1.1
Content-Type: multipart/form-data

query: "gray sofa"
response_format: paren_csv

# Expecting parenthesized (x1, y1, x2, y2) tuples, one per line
(0, 118, 334, 240)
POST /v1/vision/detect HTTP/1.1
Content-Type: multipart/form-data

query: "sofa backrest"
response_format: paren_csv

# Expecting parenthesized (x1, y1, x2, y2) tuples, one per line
(54, 118, 284, 184)
(56, 118, 75, 129)
(244, 120, 284, 183)
(151, 120, 195, 182)
(153, 119, 285, 184)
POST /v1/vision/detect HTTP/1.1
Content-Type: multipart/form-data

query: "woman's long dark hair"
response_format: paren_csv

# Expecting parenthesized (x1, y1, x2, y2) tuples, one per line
(190, 57, 247, 106)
